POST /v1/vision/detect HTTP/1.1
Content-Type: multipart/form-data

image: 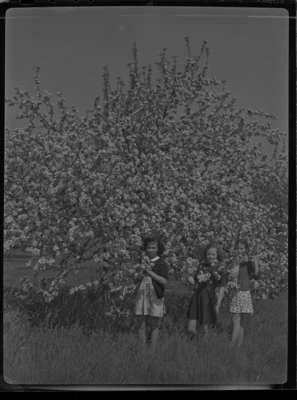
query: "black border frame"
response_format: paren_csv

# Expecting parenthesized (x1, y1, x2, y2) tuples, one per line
(0, 0, 296, 392)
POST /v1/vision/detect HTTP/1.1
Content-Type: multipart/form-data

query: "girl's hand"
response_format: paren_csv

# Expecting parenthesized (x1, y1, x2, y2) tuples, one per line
(188, 276, 195, 285)
(237, 254, 248, 263)
(251, 255, 259, 264)
(146, 262, 153, 271)
(212, 271, 221, 281)
(215, 303, 220, 314)
(147, 269, 167, 286)
(229, 265, 239, 279)
(251, 255, 260, 275)
(143, 265, 152, 276)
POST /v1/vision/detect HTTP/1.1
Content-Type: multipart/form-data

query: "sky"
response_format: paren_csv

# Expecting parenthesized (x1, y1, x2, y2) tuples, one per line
(5, 6, 289, 133)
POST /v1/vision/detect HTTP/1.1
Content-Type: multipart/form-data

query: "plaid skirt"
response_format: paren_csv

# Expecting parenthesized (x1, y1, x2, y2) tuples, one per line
(135, 276, 166, 318)
(230, 290, 254, 314)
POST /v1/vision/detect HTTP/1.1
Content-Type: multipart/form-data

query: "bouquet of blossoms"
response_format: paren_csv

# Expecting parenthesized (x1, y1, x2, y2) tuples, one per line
(198, 258, 227, 283)
(128, 254, 152, 283)
(141, 254, 153, 271)
(224, 265, 240, 297)
(181, 257, 199, 286)
(210, 266, 224, 283)
(196, 267, 212, 284)
(182, 259, 221, 286)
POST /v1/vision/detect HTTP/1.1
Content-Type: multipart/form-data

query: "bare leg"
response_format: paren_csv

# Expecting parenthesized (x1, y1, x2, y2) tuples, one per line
(203, 324, 209, 337)
(138, 320, 146, 350)
(150, 328, 160, 354)
(187, 319, 197, 338)
(231, 313, 241, 347)
(238, 326, 244, 347)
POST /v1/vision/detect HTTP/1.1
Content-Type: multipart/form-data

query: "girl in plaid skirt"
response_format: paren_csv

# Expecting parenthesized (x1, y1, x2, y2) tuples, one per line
(134, 235, 168, 353)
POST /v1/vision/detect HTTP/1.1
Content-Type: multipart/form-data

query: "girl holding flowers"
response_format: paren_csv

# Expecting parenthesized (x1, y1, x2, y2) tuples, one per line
(134, 235, 168, 353)
(187, 242, 227, 338)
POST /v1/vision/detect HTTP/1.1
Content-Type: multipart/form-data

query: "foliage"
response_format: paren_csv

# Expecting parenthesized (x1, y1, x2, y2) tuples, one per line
(4, 283, 134, 334)
(3, 271, 283, 339)
(4, 281, 192, 334)
(4, 38, 288, 302)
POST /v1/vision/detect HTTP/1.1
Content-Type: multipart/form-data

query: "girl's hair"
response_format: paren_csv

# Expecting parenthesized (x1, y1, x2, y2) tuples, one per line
(202, 242, 224, 262)
(142, 235, 165, 257)
(235, 238, 250, 254)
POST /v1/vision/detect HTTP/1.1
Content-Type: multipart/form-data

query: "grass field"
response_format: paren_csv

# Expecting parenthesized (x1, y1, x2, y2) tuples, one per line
(4, 293, 287, 385)
(3, 253, 288, 385)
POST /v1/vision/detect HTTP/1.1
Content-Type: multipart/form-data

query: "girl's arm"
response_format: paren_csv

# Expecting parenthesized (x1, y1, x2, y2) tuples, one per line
(249, 255, 259, 278)
(133, 272, 144, 285)
(215, 269, 228, 312)
(253, 255, 259, 275)
(215, 286, 225, 313)
(132, 263, 145, 284)
(146, 270, 167, 286)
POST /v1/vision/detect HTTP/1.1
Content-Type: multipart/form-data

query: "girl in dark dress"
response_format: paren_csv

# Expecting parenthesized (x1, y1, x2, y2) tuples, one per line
(187, 243, 226, 338)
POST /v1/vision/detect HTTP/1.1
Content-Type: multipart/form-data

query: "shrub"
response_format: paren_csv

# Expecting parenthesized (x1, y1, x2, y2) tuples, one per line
(4, 281, 193, 334)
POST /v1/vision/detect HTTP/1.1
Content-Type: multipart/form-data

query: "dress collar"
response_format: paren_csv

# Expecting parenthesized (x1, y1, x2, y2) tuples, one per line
(150, 256, 160, 262)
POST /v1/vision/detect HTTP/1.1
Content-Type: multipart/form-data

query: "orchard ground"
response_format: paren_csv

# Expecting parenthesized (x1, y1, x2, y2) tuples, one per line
(4, 252, 288, 385)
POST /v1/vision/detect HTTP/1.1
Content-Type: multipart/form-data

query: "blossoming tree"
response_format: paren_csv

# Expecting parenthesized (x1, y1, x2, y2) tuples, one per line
(4, 39, 288, 301)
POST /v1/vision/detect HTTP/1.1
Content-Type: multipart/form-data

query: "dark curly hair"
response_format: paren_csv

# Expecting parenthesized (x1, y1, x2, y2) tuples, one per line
(202, 242, 224, 263)
(142, 235, 165, 257)
(235, 238, 250, 254)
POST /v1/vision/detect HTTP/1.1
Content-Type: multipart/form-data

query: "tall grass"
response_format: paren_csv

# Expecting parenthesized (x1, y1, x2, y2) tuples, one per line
(4, 293, 287, 385)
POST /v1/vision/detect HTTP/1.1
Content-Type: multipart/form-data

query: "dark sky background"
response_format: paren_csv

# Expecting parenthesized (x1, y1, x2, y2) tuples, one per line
(5, 6, 288, 134)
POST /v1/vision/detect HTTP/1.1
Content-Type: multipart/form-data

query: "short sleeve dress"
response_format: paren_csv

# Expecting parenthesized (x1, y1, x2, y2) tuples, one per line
(187, 262, 227, 327)
(230, 261, 257, 314)
(135, 257, 168, 318)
